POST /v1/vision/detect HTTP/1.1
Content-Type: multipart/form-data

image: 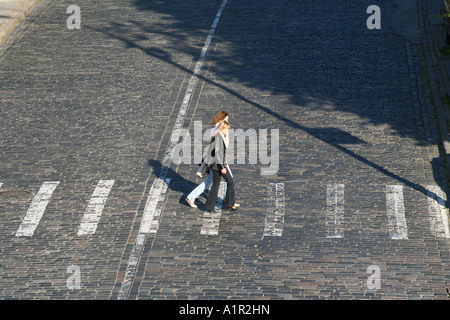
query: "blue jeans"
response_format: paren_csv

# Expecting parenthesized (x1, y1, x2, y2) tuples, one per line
(187, 169, 213, 202)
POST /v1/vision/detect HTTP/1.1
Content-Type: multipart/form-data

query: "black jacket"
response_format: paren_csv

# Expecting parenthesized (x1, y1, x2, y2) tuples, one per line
(205, 133, 227, 172)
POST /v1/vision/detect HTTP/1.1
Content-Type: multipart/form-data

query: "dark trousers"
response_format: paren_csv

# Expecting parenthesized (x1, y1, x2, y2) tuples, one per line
(205, 168, 235, 211)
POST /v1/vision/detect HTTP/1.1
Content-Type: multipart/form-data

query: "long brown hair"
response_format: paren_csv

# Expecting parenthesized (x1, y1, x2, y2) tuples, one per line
(210, 110, 228, 126)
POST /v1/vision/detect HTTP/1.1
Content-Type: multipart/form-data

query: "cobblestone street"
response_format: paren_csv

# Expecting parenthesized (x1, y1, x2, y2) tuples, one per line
(1, 0, 450, 300)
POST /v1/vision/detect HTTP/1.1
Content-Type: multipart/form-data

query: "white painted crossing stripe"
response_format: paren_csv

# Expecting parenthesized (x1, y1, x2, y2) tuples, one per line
(118, 0, 229, 300)
(201, 181, 226, 235)
(326, 184, 344, 239)
(385, 185, 408, 240)
(427, 185, 450, 238)
(263, 183, 285, 237)
(77, 180, 115, 236)
(15, 181, 60, 237)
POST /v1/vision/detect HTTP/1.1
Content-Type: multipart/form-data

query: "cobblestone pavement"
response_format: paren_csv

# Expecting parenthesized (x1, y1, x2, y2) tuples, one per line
(1, 0, 450, 300)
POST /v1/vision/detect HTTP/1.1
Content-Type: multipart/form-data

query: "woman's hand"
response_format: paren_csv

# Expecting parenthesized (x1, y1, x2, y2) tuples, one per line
(221, 168, 227, 174)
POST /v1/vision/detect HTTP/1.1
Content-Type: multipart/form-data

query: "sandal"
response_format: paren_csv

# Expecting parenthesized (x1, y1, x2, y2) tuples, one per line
(186, 198, 197, 208)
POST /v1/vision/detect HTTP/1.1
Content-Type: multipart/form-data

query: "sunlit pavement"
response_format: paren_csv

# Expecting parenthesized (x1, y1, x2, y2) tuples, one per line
(0, 0, 450, 299)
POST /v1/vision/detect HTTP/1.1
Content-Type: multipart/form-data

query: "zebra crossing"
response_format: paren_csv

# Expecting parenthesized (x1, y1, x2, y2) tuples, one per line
(201, 181, 226, 235)
(427, 185, 450, 238)
(1, 180, 449, 240)
(4, 180, 116, 238)
(15, 181, 60, 237)
(325, 184, 345, 239)
(77, 180, 115, 236)
(385, 185, 408, 240)
(263, 183, 286, 237)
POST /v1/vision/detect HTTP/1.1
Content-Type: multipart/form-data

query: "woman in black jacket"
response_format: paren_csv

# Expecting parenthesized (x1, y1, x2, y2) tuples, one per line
(204, 120, 238, 212)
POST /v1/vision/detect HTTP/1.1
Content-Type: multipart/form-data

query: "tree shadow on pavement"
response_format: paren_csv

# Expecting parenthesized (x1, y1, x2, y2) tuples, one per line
(91, 0, 449, 207)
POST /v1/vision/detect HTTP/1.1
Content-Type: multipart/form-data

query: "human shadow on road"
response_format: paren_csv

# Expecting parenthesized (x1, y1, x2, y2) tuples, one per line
(147, 159, 213, 209)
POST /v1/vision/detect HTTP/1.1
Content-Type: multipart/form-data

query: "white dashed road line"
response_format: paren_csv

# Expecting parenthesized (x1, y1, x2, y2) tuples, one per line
(15, 181, 60, 237)
(263, 183, 285, 237)
(427, 185, 450, 238)
(201, 181, 226, 235)
(385, 185, 408, 240)
(77, 180, 115, 236)
(326, 184, 345, 239)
